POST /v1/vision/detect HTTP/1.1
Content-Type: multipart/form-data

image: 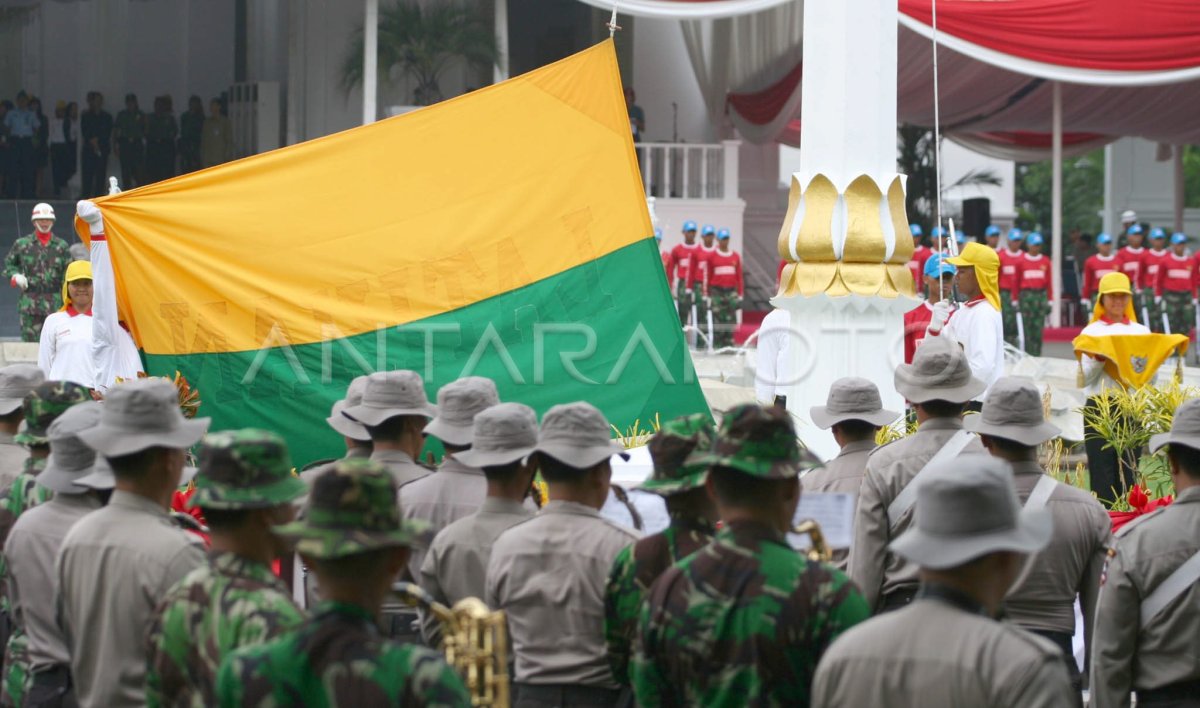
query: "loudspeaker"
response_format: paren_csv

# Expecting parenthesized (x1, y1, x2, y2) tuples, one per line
(961, 198, 991, 238)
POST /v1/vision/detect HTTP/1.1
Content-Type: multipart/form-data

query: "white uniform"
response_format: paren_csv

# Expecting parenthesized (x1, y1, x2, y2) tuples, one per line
(755, 308, 791, 403)
(943, 298, 1004, 394)
(1078, 319, 1152, 397)
(38, 310, 95, 388)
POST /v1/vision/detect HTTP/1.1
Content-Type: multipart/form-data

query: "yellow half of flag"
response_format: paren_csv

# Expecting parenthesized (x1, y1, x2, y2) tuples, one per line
(1073, 333, 1189, 388)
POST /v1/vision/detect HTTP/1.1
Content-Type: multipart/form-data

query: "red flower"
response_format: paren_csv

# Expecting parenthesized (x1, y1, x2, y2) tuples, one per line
(1108, 485, 1174, 533)
(171, 488, 211, 547)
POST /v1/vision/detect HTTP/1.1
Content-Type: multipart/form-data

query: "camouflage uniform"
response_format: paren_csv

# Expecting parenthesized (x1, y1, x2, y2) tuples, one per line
(710, 287, 740, 348)
(0, 382, 90, 706)
(604, 414, 715, 686)
(1163, 289, 1194, 337)
(2, 235, 71, 342)
(1000, 291, 1019, 348)
(214, 459, 468, 707)
(145, 430, 308, 708)
(632, 405, 869, 707)
(1018, 289, 1050, 356)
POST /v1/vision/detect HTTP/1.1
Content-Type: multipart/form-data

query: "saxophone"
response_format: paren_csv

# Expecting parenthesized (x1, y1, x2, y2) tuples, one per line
(792, 519, 833, 562)
(393, 582, 510, 708)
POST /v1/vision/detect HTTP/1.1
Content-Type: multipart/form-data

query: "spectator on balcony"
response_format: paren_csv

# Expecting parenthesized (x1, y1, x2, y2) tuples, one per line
(80, 92, 113, 198)
(29, 96, 49, 197)
(145, 95, 178, 183)
(179, 95, 205, 173)
(625, 88, 645, 143)
(113, 93, 146, 189)
(5, 91, 38, 198)
(49, 101, 77, 198)
(201, 98, 233, 169)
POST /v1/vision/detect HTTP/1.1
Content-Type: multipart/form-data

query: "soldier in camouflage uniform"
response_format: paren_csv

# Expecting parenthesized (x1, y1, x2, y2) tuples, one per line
(0, 365, 43, 491)
(145, 429, 309, 708)
(0, 381, 90, 706)
(3, 205, 72, 342)
(214, 459, 469, 707)
(604, 414, 716, 687)
(632, 404, 869, 707)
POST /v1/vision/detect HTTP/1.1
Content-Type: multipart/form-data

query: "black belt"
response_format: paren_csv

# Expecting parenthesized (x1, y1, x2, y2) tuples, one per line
(879, 587, 917, 613)
(1137, 679, 1200, 705)
(514, 682, 622, 707)
(31, 664, 70, 682)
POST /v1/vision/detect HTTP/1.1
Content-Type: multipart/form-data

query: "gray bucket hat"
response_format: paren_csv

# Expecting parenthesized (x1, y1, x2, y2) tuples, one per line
(810, 377, 900, 429)
(455, 403, 538, 468)
(890, 454, 1053, 569)
(535, 402, 630, 470)
(894, 334, 987, 404)
(327, 376, 370, 441)
(39, 402, 102, 494)
(76, 379, 211, 457)
(963, 376, 1060, 446)
(74, 454, 114, 490)
(1150, 398, 1200, 453)
(342, 370, 437, 427)
(0, 364, 44, 415)
(423, 377, 500, 446)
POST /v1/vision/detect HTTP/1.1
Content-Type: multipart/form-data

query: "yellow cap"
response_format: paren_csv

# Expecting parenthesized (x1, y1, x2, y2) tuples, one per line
(60, 260, 93, 312)
(945, 242, 1001, 311)
(1092, 272, 1136, 323)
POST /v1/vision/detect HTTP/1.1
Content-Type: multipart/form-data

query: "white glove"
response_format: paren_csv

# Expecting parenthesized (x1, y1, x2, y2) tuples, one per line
(1193, 299, 1198, 307)
(736, 308, 743, 326)
(76, 200, 105, 236)
(1155, 295, 1163, 306)
(704, 296, 712, 307)
(927, 301, 952, 336)
(1011, 301, 1018, 309)
(1080, 298, 1089, 309)
(9, 274, 27, 290)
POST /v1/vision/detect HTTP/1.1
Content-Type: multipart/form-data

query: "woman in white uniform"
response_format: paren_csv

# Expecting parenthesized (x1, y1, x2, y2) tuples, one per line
(37, 260, 95, 388)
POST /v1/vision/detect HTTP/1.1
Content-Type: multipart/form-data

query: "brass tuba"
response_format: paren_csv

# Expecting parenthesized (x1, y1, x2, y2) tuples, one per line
(393, 582, 510, 708)
(792, 519, 833, 562)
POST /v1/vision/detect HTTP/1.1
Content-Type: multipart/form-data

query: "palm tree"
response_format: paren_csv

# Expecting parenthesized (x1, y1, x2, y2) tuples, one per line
(342, 0, 498, 106)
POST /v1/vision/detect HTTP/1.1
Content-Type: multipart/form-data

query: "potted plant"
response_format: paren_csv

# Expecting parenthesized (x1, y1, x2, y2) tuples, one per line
(341, 0, 498, 110)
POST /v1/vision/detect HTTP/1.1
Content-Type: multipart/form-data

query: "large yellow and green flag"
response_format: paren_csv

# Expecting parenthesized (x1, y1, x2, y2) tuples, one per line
(76, 41, 707, 464)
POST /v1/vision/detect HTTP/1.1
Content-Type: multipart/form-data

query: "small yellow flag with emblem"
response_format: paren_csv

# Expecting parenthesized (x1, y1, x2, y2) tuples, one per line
(1073, 333, 1189, 388)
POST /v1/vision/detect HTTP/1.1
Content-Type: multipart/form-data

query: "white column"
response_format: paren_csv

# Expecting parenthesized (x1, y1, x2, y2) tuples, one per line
(1174, 145, 1185, 234)
(362, 0, 378, 125)
(1050, 81, 1063, 328)
(494, 0, 508, 84)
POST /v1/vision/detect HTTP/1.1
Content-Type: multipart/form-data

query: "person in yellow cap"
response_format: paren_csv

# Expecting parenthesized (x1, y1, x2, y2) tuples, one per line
(1076, 272, 1150, 502)
(926, 242, 1004, 406)
(35, 261, 96, 389)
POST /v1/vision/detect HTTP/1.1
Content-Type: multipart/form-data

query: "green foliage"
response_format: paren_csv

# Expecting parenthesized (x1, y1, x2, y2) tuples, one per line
(1184, 146, 1200, 209)
(612, 414, 662, 450)
(875, 416, 917, 447)
(341, 0, 498, 106)
(1015, 149, 1105, 235)
(897, 126, 1002, 232)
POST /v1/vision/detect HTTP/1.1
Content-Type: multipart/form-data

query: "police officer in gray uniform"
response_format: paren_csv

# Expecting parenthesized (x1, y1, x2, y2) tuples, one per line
(1090, 398, 1200, 708)
(0, 365, 43, 490)
(966, 376, 1110, 695)
(848, 334, 986, 612)
(487, 402, 641, 707)
(341, 371, 436, 489)
(301, 375, 372, 484)
(401, 376, 500, 578)
(812, 456, 1075, 707)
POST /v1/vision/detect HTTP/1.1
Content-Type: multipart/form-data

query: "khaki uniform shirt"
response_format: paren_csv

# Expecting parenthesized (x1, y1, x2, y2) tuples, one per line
(1090, 485, 1200, 708)
(487, 500, 640, 687)
(0, 433, 28, 492)
(56, 490, 206, 708)
(419, 497, 533, 645)
(848, 417, 984, 611)
(803, 440, 875, 496)
(7, 493, 99, 670)
(812, 586, 1074, 707)
(401, 456, 487, 578)
(1005, 461, 1111, 641)
(370, 449, 431, 489)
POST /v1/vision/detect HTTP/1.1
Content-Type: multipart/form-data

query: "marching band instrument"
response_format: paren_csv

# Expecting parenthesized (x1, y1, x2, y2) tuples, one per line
(792, 519, 833, 563)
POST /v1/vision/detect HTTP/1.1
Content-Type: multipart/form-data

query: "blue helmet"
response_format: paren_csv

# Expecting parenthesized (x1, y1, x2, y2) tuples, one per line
(955, 230, 967, 244)
(1128, 224, 1144, 235)
(910, 224, 924, 237)
(1026, 232, 1044, 247)
(924, 254, 957, 279)
(1008, 228, 1024, 241)
(1096, 232, 1113, 245)
(1150, 227, 1166, 241)
(930, 226, 947, 238)
(716, 228, 731, 240)
(701, 224, 716, 236)
(1172, 232, 1188, 245)
(985, 225, 1001, 237)
(654, 228, 663, 241)
(682, 220, 698, 232)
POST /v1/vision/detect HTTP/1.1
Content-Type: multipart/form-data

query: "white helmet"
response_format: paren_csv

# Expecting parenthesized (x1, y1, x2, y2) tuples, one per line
(31, 203, 55, 222)
(1120, 209, 1137, 223)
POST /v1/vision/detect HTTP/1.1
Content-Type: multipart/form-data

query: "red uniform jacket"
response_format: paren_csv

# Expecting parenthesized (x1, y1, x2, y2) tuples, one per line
(907, 245, 933, 289)
(1118, 246, 1147, 290)
(1156, 253, 1199, 298)
(1081, 253, 1119, 300)
(661, 249, 671, 278)
(707, 249, 744, 295)
(1143, 249, 1170, 289)
(1016, 253, 1053, 298)
(691, 245, 716, 292)
(667, 242, 699, 290)
(903, 302, 954, 364)
(998, 248, 1025, 293)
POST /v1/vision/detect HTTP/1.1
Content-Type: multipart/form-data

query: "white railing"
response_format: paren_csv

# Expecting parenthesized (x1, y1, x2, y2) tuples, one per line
(228, 81, 281, 158)
(638, 139, 740, 200)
